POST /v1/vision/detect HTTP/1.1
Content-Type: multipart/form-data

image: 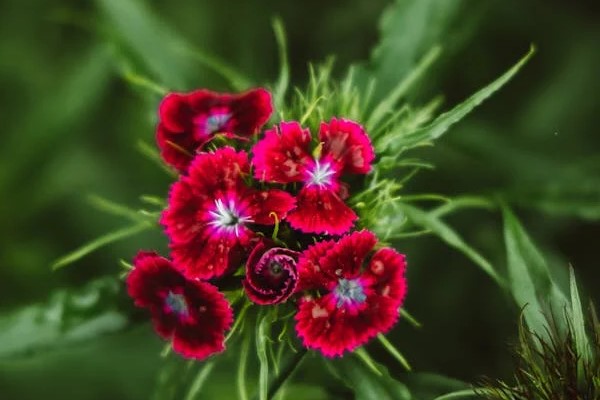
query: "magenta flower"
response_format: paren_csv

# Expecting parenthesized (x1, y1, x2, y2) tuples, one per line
(294, 230, 407, 357)
(126, 251, 234, 360)
(161, 147, 295, 280)
(157, 88, 272, 173)
(251, 118, 374, 235)
(243, 240, 299, 305)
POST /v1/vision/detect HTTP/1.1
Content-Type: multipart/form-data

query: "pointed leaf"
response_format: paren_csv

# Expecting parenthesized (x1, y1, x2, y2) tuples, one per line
(398, 203, 504, 286)
(272, 17, 290, 111)
(0, 277, 126, 359)
(327, 355, 411, 400)
(397, 46, 535, 151)
(255, 310, 270, 400)
(502, 205, 568, 338)
(52, 222, 151, 270)
(569, 267, 591, 364)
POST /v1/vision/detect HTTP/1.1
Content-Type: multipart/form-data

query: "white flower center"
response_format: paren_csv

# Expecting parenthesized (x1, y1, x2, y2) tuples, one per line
(208, 198, 252, 237)
(205, 113, 231, 134)
(306, 160, 336, 187)
(165, 291, 188, 316)
(334, 278, 366, 308)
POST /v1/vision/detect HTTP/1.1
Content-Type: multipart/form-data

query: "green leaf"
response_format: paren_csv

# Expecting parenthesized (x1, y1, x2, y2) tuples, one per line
(398, 203, 504, 286)
(401, 309, 422, 328)
(354, 348, 383, 377)
(501, 204, 568, 338)
(237, 334, 251, 400)
(377, 334, 411, 371)
(396, 46, 535, 151)
(366, 45, 441, 131)
(97, 0, 194, 88)
(272, 17, 290, 111)
(0, 276, 127, 359)
(0, 45, 112, 192)
(569, 267, 591, 365)
(255, 310, 271, 400)
(358, 0, 469, 101)
(52, 222, 151, 270)
(97, 0, 250, 90)
(183, 361, 215, 400)
(136, 139, 178, 177)
(327, 355, 411, 400)
(432, 389, 480, 400)
(87, 194, 149, 223)
(402, 373, 470, 400)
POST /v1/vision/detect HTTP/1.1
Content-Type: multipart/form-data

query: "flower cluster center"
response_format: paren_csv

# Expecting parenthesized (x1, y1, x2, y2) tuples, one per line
(268, 260, 283, 276)
(165, 291, 189, 316)
(205, 112, 231, 134)
(334, 278, 366, 308)
(208, 199, 252, 237)
(306, 160, 336, 187)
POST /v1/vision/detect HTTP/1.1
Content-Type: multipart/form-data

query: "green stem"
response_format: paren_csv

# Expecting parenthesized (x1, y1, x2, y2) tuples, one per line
(253, 348, 308, 400)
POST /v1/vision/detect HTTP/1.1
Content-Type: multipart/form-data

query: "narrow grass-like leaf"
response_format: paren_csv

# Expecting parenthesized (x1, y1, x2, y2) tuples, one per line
(327, 355, 411, 400)
(401, 309, 422, 328)
(354, 348, 383, 377)
(402, 373, 470, 399)
(299, 96, 326, 125)
(237, 334, 251, 400)
(272, 17, 289, 111)
(256, 310, 270, 400)
(98, 0, 251, 90)
(377, 334, 412, 371)
(1, 46, 112, 191)
(140, 195, 167, 208)
(136, 140, 178, 177)
(176, 45, 251, 91)
(97, 0, 193, 88)
(366, 45, 441, 131)
(398, 46, 535, 150)
(0, 276, 125, 358)
(88, 194, 148, 223)
(569, 266, 591, 365)
(502, 204, 568, 339)
(226, 300, 252, 343)
(184, 361, 215, 400)
(52, 222, 151, 270)
(431, 196, 495, 218)
(433, 389, 481, 400)
(121, 66, 168, 96)
(399, 203, 505, 286)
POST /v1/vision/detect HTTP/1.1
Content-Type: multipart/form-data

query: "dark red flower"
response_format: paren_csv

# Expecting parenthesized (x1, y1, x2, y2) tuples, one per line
(126, 251, 233, 360)
(161, 146, 295, 280)
(157, 88, 272, 173)
(243, 240, 299, 305)
(294, 230, 407, 357)
(251, 118, 374, 235)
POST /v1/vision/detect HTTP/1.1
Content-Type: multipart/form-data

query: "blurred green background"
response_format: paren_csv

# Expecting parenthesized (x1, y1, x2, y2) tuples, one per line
(0, 0, 598, 399)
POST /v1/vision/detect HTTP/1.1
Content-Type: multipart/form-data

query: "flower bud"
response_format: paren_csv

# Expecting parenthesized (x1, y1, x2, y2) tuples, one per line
(243, 241, 299, 305)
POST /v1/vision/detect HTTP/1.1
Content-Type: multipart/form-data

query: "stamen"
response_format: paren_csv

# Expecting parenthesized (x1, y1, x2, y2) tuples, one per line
(205, 113, 231, 134)
(165, 291, 189, 316)
(306, 159, 336, 187)
(208, 198, 253, 237)
(334, 278, 366, 308)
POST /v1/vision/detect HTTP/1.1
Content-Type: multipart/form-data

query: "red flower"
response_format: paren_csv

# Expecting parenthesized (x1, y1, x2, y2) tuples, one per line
(157, 88, 272, 173)
(243, 240, 299, 305)
(161, 147, 295, 280)
(294, 230, 407, 357)
(251, 118, 374, 235)
(126, 251, 233, 360)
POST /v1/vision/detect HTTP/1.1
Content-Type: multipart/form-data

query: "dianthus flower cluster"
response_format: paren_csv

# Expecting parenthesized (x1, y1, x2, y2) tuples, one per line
(127, 88, 407, 360)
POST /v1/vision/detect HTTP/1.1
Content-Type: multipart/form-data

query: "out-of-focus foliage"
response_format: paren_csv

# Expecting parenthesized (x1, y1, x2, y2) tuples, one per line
(0, 0, 598, 399)
(479, 269, 600, 399)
